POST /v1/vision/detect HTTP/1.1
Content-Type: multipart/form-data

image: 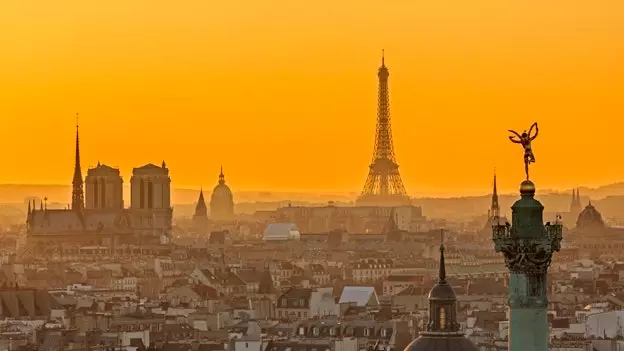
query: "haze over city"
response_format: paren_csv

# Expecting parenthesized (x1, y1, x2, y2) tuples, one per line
(1, 0, 623, 196)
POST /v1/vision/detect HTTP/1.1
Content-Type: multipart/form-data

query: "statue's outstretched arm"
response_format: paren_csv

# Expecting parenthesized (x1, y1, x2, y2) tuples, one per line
(529, 123, 539, 140)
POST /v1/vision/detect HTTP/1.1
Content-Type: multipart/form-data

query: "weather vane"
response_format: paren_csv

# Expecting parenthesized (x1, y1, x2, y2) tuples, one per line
(508, 122, 538, 180)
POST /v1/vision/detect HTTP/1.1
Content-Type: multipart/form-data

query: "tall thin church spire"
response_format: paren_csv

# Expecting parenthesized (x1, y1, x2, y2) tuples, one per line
(71, 113, 84, 211)
(570, 187, 582, 215)
(491, 171, 500, 218)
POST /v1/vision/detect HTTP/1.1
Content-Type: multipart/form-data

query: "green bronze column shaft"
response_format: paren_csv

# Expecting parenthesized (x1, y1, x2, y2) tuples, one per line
(494, 124, 562, 351)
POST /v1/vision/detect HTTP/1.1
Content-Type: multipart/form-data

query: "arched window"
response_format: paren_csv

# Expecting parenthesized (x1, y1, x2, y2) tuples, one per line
(439, 307, 446, 330)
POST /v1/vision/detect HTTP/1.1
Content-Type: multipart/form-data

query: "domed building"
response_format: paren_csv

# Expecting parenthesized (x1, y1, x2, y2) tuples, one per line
(210, 166, 235, 222)
(404, 236, 478, 351)
(576, 201, 605, 231)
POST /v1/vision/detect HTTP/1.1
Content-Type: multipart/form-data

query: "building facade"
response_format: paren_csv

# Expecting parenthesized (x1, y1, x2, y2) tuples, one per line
(85, 163, 124, 210)
(22, 125, 173, 259)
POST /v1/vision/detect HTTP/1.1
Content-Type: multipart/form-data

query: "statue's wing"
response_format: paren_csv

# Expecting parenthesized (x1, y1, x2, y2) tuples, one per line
(529, 123, 539, 140)
(508, 130, 522, 143)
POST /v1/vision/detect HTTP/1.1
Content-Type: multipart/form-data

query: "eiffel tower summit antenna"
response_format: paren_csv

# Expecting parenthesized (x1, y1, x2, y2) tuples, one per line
(356, 51, 411, 207)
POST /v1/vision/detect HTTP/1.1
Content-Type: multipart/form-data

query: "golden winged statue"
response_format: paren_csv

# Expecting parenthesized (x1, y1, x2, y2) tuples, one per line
(508, 122, 538, 180)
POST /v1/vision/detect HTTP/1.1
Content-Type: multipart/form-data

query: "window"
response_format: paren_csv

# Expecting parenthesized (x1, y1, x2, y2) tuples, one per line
(364, 328, 370, 337)
(281, 299, 287, 307)
(381, 329, 387, 337)
(300, 298, 305, 306)
(313, 327, 319, 336)
(299, 327, 305, 335)
(330, 328, 336, 336)
(439, 307, 446, 330)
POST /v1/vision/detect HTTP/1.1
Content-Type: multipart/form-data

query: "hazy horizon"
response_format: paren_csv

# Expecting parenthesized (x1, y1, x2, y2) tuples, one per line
(1, 180, 622, 204)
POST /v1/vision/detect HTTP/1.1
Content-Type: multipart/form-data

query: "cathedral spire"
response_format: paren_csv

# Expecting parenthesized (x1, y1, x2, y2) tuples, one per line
(491, 171, 500, 218)
(194, 188, 207, 218)
(71, 113, 84, 211)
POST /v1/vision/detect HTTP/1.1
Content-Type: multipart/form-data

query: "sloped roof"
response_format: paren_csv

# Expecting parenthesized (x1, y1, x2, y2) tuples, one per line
(338, 286, 378, 307)
(264, 223, 298, 237)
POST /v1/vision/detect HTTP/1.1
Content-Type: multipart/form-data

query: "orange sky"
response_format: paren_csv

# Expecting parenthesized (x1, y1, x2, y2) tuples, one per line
(0, 0, 622, 197)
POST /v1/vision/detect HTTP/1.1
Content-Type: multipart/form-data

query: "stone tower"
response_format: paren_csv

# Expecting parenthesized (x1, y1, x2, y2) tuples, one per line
(129, 162, 173, 241)
(85, 163, 124, 210)
(492, 180, 562, 351)
(569, 188, 582, 220)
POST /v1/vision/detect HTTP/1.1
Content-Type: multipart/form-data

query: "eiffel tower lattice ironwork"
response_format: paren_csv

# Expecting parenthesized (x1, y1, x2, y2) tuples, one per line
(357, 52, 410, 206)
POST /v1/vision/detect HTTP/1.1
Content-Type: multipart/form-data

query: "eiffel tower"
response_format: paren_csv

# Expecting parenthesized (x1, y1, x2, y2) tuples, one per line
(357, 52, 411, 207)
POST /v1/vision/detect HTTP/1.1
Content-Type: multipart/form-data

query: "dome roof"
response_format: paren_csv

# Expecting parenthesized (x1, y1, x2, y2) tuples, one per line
(404, 335, 479, 351)
(210, 166, 235, 221)
(576, 201, 605, 230)
(211, 167, 233, 202)
(428, 282, 456, 301)
(212, 182, 233, 200)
